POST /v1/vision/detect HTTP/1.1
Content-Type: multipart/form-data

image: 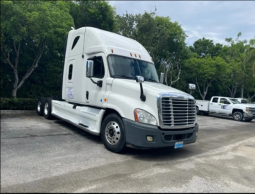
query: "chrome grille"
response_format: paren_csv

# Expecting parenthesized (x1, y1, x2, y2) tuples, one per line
(249, 107, 255, 113)
(159, 97, 196, 129)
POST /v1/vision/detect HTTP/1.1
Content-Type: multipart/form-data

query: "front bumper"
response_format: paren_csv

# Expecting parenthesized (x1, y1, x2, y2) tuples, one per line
(244, 112, 255, 119)
(123, 119, 199, 149)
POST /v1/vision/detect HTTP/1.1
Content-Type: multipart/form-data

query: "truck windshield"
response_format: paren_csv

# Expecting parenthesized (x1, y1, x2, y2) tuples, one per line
(108, 55, 159, 83)
(229, 98, 240, 104)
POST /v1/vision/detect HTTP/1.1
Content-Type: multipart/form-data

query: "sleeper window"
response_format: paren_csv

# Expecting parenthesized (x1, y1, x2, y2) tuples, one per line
(68, 64, 73, 80)
(71, 36, 80, 50)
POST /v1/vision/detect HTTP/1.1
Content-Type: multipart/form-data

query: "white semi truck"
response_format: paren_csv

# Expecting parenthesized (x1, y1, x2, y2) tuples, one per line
(196, 96, 255, 121)
(37, 27, 199, 153)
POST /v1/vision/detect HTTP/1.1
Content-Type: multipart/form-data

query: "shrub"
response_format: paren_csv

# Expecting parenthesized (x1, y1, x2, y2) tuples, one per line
(0, 98, 37, 110)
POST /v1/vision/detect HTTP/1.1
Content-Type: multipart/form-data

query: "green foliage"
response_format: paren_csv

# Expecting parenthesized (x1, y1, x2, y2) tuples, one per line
(190, 37, 223, 57)
(185, 55, 227, 99)
(0, 1, 254, 106)
(70, 0, 116, 31)
(1, 1, 74, 98)
(0, 98, 37, 110)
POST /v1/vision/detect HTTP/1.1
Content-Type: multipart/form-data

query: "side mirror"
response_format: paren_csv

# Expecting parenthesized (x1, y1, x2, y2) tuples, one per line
(135, 76, 144, 83)
(189, 83, 196, 90)
(86, 60, 94, 77)
(160, 72, 164, 84)
(135, 76, 146, 101)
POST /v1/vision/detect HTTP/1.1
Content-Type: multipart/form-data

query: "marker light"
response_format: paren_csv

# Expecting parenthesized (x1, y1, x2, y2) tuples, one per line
(130, 53, 132, 56)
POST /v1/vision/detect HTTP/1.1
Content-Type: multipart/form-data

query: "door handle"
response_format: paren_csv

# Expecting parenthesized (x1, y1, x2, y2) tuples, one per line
(86, 91, 89, 100)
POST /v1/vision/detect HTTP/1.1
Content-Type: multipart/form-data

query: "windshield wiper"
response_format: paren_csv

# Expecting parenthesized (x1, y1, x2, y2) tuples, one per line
(144, 78, 158, 83)
(112, 75, 135, 80)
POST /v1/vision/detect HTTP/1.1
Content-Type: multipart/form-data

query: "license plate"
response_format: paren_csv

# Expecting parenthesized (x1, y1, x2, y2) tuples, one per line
(174, 141, 183, 149)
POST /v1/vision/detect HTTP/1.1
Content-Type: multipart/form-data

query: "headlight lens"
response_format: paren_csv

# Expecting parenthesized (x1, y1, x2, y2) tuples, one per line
(134, 109, 157, 125)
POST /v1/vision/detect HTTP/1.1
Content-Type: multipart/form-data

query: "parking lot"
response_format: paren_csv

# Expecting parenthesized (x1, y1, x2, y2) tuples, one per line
(1, 111, 255, 193)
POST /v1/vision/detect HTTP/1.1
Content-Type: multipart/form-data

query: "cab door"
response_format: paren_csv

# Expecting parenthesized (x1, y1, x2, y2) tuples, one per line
(209, 97, 220, 113)
(218, 98, 233, 115)
(85, 53, 108, 107)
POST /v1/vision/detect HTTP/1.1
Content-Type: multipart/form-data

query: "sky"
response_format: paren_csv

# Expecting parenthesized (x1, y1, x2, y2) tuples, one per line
(108, 1, 255, 46)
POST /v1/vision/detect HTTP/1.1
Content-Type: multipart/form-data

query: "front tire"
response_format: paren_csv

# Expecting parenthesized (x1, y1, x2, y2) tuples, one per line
(232, 111, 243, 121)
(101, 113, 126, 153)
(44, 98, 53, 120)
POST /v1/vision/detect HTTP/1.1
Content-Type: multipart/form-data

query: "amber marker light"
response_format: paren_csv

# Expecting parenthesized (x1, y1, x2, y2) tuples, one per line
(134, 109, 139, 122)
(130, 53, 132, 56)
(104, 98, 107, 102)
(139, 55, 141, 58)
(111, 49, 113, 53)
(135, 54, 137, 57)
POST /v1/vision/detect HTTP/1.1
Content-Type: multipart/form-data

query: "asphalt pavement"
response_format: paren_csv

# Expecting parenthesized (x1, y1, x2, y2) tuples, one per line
(1, 111, 255, 192)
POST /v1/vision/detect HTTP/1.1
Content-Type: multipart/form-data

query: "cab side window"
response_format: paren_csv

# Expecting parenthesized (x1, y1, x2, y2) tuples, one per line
(91, 56, 105, 78)
(220, 98, 230, 104)
(212, 97, 218, 103)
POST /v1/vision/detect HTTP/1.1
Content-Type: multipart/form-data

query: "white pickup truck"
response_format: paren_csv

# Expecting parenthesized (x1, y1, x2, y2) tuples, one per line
(196, 96, 255, 122)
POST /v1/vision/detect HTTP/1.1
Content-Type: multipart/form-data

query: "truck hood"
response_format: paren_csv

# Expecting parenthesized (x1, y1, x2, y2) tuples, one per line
(113, 79, 194, 99)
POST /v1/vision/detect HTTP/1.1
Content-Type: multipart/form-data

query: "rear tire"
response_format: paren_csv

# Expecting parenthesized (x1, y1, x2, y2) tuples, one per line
(101, 113, 126, 153)
(232, 111, 243, 121)
(44, 98, 53, 120)
(37, 97, 45, 116)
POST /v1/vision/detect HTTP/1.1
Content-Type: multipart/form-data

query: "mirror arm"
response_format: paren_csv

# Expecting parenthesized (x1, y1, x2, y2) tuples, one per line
(139, 83, 146, 102)
(89, 78, 102, 87)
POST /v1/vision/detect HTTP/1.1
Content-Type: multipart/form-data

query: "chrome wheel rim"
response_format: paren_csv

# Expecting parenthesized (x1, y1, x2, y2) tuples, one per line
(234, 113, 240, 120)
(37, 101, 41, 112)
(44, 103, 48, 115)
(105, 121, 121, 145)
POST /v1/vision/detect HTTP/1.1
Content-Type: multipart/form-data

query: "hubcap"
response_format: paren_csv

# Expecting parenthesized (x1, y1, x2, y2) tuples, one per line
(37, 101, 41, 112)
(44, 103, 48, 115)
(105, 121, 121, 145)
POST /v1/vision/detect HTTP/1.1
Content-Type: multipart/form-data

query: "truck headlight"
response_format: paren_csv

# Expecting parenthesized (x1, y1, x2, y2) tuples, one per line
(246, 107, 249, 112)
(134, 109, 157, 125)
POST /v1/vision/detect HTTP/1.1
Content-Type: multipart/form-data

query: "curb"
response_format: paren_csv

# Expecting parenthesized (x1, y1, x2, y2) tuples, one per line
(1, 110, 36, 115)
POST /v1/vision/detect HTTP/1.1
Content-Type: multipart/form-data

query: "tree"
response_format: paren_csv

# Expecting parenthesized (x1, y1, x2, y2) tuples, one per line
(70, 0, 116, 31)
(220, 33, 255, 97)
(190, 37, 223, 57)
(1, 1, 74, 98)
(185, 55, 227, 100)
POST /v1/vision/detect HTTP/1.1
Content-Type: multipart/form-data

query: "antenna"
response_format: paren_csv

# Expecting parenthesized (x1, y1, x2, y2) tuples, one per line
(71, 27, 75, 30)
